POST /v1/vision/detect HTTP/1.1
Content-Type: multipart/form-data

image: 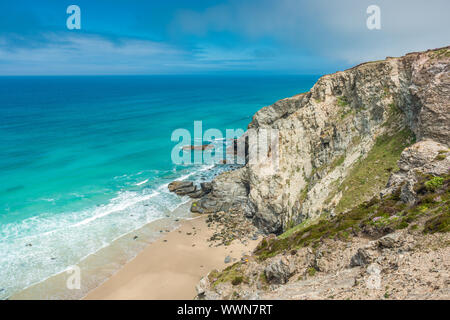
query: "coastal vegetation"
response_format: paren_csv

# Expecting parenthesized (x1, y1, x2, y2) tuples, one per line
(254, 172, 449, 260)
(335, 129, 414, 213)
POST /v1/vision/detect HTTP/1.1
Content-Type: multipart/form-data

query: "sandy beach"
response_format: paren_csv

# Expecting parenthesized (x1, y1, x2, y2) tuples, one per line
(84, 215, 260, 300)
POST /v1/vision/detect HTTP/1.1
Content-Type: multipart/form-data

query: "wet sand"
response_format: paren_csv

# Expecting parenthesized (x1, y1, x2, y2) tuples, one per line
(84, 215, 260, 300)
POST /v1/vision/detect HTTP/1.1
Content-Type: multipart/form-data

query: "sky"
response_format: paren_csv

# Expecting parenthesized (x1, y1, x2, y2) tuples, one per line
(0, 0, 449, 75)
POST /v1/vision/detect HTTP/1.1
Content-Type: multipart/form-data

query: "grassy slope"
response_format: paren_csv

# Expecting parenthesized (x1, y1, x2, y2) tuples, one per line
(254, 172, 449, 260)
(335, 129, 414, 213)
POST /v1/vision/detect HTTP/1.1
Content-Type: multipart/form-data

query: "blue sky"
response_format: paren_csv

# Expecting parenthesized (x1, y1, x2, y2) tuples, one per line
(0, 0, 449, 75)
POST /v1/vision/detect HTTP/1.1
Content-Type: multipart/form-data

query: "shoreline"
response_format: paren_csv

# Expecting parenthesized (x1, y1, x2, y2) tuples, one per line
(9, 164, 253, 300)
(84, 214, 260, 300)
(10, 201, 193, 300)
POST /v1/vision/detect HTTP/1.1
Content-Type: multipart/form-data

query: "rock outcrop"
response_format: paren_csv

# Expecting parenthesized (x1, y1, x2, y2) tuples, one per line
(168, 181, 212, 198)
(381, 140, 449, 203)
(192, 46, 450, 234)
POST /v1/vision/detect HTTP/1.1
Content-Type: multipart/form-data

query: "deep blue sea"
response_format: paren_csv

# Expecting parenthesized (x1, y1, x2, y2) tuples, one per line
(0, 75, 318, 298)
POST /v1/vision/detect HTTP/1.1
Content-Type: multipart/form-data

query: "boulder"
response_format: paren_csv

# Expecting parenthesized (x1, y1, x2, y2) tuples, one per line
(350, 247, 377, 267)
(264, 256, 295, 284)
(168, 181, 194, 193)
(195, 276, 210, 296)
(168, 180, 213, 199)
(378, 232, 402, 249)
(381, 140, 450, 204)
(200, 182, 213, 193)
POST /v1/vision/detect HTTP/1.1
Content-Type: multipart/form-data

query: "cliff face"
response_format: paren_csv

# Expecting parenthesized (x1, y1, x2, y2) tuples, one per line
(192, 46, 450, 234)
(194, 47, 450, 301)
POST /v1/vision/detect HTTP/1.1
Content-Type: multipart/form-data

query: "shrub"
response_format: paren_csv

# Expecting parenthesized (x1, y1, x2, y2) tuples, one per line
(231, 276, 243, 286)
(307, 267, 317, 277)
(425, 176, 444, 191)
(337, 96, 349, 107)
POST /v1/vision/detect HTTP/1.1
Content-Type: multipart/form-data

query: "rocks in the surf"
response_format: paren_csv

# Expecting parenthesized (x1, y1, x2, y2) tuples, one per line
(190, 168, 251, 215)
(168, 180, 213, 199)
(168, 181, 196, 195)
(182, 144, 213, 151)
(200, 182, 212, 193)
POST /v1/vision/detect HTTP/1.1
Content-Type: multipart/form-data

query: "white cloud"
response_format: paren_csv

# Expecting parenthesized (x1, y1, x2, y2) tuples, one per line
(0, 33, 187, 75)
(173, 0, 450, 64)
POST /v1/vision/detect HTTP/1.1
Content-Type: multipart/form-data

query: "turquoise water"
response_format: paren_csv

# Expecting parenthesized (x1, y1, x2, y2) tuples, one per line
(0, 75, 318, 298)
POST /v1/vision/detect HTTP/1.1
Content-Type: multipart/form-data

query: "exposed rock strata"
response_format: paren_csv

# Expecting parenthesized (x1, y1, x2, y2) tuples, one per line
(168, 181, 212, 198)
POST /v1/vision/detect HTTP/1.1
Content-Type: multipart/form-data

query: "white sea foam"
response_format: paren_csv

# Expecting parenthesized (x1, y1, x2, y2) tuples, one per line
(135, 179, 149, 186)
(0, 163, 222, 299)
(72, 191, 159, 227)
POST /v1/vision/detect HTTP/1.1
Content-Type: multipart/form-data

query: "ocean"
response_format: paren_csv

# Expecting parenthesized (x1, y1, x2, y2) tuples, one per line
(0, 75, 319, 298)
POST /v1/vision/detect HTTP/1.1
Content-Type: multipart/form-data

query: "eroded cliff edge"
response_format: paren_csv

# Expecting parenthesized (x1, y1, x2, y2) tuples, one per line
(191, 46, 450, 235)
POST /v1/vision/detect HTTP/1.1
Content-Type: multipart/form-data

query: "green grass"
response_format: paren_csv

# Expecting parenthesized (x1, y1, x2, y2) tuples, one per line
(307, 267, 317, 277)
(337, 96, 349, 107)
(425, 176, 444, 191)
(280, 218, 315, 240)
(208, 263, 248, 288)
(389, 102, 400, 113)
(330, 155, 345, 171)
(430, 48, 450, 59)
(424, 211, 450, 234)
(435, 150, 448, 161)
(335, 129, 413, 213)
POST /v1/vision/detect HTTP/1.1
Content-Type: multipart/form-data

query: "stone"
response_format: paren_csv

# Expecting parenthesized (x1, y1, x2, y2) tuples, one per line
(350, 248, 375, 267)
(168, 180, 215, 199)
(168, 181, 193, 192)
(264, 256, 295, 284)
(196, 276, 210, 296)
(381, 140, 450, 204)
(378, 233, 402, 249)
(200, 182, 213, 193)
(224, 256, 231, 264)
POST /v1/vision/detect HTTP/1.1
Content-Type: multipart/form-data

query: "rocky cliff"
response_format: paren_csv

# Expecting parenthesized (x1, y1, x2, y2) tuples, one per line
(191, 46, 450, 234)
(193, 46, 450, 300)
